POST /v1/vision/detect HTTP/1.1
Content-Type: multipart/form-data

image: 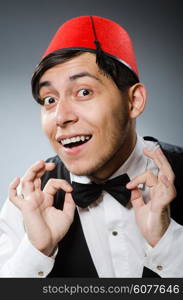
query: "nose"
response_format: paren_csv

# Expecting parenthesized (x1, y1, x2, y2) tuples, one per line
(55, 99, 78, 127)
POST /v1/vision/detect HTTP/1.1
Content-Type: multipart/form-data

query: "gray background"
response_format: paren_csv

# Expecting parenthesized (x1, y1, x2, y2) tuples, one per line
(0, 0, 182, 205)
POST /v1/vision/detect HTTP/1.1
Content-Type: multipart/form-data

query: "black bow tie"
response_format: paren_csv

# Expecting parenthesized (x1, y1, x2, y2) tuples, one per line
(71, 174, 131, 208)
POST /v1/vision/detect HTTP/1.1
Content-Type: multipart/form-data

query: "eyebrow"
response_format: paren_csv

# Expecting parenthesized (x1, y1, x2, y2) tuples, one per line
(38, 81, 51, 91)
(69, 72, 101, 82)
(38, 72, 101, 93)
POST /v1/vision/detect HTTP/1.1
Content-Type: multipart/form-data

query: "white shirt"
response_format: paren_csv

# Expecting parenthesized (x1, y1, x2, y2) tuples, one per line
(0, 135, 183, 277)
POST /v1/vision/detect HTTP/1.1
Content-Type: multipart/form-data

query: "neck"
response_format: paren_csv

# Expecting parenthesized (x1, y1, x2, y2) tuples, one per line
(90, 130, 137, 183)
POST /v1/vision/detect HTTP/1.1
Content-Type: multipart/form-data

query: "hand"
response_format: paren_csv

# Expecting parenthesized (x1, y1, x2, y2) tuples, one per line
(126, 147, 176, 247)
(9, 160, 75, 256)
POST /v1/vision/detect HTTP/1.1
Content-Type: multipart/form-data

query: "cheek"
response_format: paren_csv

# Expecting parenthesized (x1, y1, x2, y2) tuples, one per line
(41, 112, 55, 138)
(100, 104, 129, 139)
(97, 104, 122, 130)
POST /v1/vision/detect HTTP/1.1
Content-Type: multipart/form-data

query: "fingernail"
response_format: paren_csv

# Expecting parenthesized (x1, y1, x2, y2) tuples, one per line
(38, 160, 45, 167)
(67, 184, 73, 191)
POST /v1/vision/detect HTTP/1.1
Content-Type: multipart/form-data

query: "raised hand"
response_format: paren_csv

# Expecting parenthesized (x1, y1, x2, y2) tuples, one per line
(126, 147, 176, 247)
(9, 161, 76, 256)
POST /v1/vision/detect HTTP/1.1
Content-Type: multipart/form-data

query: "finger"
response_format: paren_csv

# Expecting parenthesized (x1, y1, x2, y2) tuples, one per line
(160, 175, 176, 199)
(22, 161, 55, 182)
(21, 161, 45, 194)
(21, 162, 55, 195)
(126, 170, 158, 189)
(151, 175, 177, 208)
(22, 160, 46, 182)
(156, 148, 175, 181)
(36, 162, 55, 178)
(9, 177, 20, 197)
(34, 178, 41, 189)
(144, 148, 174, 181)
(63, 192, 76, 221)
(43, 179, 73, 197)
(130, 188, 144, 210)
(8, 177, 22, 208)
(143, 147, 162, 169)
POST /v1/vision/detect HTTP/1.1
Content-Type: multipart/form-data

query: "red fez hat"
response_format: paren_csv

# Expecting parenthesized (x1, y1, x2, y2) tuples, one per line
(43, 16, 139, 78)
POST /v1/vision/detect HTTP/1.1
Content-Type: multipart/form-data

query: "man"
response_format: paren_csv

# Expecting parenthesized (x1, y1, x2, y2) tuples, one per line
(0, 16, 183, 278)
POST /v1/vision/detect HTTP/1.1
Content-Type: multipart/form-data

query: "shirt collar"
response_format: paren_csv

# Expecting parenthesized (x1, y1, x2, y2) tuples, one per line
(70, 134, 148, 184)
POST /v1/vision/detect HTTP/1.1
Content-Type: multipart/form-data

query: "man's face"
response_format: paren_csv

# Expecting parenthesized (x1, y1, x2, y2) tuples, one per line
(39, 52, 133, 179)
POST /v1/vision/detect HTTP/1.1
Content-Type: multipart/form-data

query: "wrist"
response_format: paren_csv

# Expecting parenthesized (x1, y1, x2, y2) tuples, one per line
(148, 212, 170, 247)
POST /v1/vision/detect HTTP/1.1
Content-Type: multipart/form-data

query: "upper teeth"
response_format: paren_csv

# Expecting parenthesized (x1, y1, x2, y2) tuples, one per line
(61, 135, 90, 145)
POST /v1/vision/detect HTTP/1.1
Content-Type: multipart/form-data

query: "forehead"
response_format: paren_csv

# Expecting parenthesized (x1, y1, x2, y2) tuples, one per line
(40, 52, 101, 82)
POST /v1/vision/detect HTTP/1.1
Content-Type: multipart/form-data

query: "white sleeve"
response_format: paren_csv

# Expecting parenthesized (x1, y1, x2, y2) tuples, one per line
(144, 219, 183, 277)
(0, 199, 56, 278)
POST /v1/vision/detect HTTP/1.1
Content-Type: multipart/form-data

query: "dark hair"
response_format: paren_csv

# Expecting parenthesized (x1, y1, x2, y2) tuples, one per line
(31, 49, 139, 104)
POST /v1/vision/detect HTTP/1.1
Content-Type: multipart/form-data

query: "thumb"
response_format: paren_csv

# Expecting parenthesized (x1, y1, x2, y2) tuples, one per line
(131, 188, 144, 211)
(63, 192, 76, 221)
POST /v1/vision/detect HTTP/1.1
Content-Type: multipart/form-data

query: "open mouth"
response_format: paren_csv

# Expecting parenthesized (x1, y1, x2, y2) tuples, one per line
(59, 135, 92, 148)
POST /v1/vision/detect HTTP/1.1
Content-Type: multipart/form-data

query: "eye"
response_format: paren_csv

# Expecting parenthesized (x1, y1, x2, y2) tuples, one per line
(77, 89, 91, 97)
(42, 96, 57, 106)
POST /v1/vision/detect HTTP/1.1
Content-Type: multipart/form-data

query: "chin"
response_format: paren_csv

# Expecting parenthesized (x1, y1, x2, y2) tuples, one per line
(63, 160, 97, 176)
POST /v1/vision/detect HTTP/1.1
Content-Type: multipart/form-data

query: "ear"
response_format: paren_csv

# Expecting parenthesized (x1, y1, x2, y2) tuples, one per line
(128, 83, 147, 119)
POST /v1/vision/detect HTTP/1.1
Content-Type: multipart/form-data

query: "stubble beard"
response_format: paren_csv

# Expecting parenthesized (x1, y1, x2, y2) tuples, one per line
(77, 112, 132, 181)
(57, 126, 131, 180)
(88, 123, 131, 181)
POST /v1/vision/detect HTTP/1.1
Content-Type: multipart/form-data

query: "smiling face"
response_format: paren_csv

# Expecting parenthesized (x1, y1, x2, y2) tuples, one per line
(39, 52, 136, 180)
